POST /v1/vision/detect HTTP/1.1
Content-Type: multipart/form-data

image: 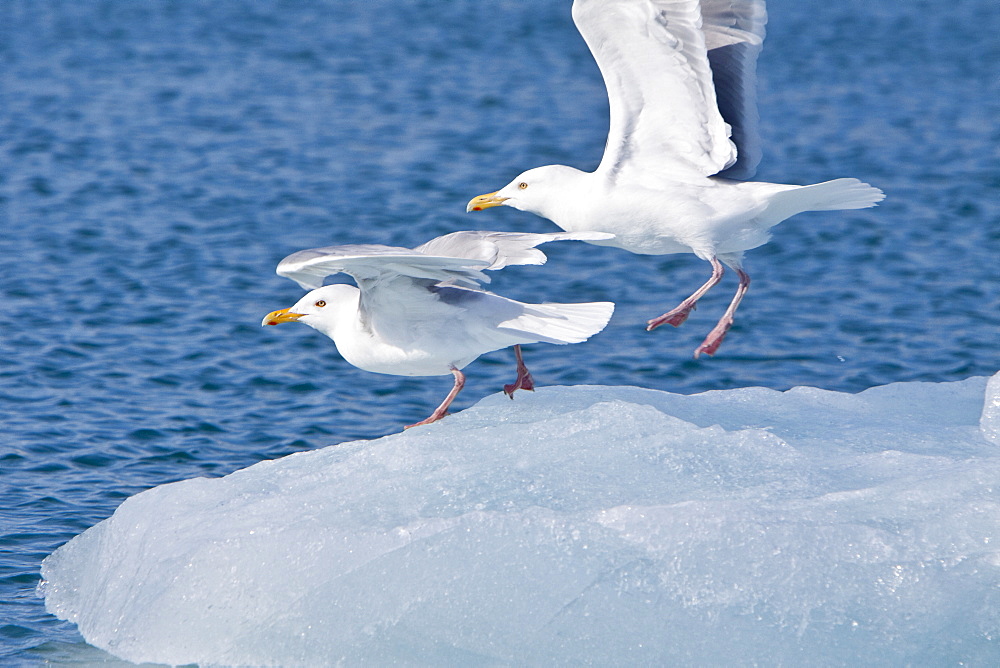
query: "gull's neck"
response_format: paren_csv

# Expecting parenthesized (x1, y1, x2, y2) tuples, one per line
(530, 167, 605, 233)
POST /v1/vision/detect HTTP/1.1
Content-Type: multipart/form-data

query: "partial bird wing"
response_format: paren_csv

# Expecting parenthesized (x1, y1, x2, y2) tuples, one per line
(702, 0, 767, 180)
(572, 0, 764, 184)
(432, 285, 615, 347)
(275, 244, 493, 331)
(276, 244, 491, 290)
(414, 230, 614, 271)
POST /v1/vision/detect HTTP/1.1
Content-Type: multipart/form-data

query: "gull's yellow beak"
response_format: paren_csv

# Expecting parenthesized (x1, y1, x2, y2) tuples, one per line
(466, 191, 508, 212)
(262, 307, 304, 326)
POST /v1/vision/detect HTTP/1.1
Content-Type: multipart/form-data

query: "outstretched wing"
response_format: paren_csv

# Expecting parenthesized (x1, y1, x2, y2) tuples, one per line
(573, 0, 765, 185)
(414, 230, 614, 271)
(702, 0, 767, 180)
(276, 244, 491, 290)
(275, 244, 494, 331)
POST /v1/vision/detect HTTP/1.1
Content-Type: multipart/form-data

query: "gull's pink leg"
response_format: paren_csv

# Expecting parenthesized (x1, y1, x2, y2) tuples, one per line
(646, 256, 725, 331)
(503, 344, 535, 398)
(694, 267, 750, 358)
(405, 367, 466, 429)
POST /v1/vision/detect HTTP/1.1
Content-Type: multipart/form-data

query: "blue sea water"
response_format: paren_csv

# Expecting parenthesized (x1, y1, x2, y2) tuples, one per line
(1, 0, 998, 662)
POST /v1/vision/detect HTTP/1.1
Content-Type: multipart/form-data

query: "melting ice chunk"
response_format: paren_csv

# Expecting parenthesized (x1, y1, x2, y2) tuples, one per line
(981, 370, 1000, 444)
(41, 376, 1000, 666)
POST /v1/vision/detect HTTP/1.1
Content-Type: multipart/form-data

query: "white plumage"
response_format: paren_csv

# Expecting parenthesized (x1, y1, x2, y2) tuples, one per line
(468, 0, 883, 357)
(263, 231, 615, 428)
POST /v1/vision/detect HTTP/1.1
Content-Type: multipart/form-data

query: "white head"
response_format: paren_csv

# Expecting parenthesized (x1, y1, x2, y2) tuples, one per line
(262, 284, 359, 339)
(466, 165, 589, 222)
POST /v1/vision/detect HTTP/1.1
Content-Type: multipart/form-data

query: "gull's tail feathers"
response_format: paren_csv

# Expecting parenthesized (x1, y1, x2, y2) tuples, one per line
(764, 178, 885, 226)
(499, 301, 615, 345)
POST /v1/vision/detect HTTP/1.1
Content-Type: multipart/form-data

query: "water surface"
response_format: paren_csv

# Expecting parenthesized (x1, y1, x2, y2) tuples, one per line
(1, 0, 998, 661)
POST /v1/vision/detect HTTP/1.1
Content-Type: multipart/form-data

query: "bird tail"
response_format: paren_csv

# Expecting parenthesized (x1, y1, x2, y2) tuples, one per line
(499, 301, 615, 345)
(764, 178, 885, 225)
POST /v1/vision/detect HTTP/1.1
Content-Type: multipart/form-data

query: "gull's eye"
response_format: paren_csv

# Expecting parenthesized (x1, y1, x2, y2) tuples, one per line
(315, 300, 327, 307)
(518, 182, 528, 190)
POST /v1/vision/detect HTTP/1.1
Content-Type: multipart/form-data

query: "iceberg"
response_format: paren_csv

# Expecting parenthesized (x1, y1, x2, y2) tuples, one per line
(41, 373, 1000, 666)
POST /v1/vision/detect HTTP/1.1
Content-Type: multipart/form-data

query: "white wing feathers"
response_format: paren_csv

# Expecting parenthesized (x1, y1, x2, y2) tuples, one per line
(572, 0, 767, 183)
(574, 0, 735, 183)
(432, 286, 615, 347)
(414, 230, 614, 270)
(497, 300, 616, 345)
(277, 231, 614, 291)
(276, 244, 490, 291)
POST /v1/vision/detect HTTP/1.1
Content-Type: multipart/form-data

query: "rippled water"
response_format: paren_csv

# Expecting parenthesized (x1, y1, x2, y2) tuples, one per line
(1, 0, 998, 661)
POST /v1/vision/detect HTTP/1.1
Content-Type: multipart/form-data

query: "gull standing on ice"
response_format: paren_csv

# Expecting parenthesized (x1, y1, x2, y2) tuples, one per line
(468, 0, 884, 357)
(263, 231, 615, 428)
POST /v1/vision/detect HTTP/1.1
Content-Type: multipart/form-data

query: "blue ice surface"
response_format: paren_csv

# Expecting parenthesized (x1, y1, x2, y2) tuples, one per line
(2, 0, 999, 662)
(38, 375, 1000, 665)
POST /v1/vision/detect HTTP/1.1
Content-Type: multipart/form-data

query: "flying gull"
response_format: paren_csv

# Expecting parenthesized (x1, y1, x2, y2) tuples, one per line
(468, 0, 883, 357)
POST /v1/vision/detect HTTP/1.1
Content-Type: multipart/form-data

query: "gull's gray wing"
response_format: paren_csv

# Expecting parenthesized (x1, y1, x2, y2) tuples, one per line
(275, 244, 493, 332)
(702, 0, 767, 180)
(414, 231, 614, 271)
(276, 244, 491, 290)
(432, 285, 615, 348)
